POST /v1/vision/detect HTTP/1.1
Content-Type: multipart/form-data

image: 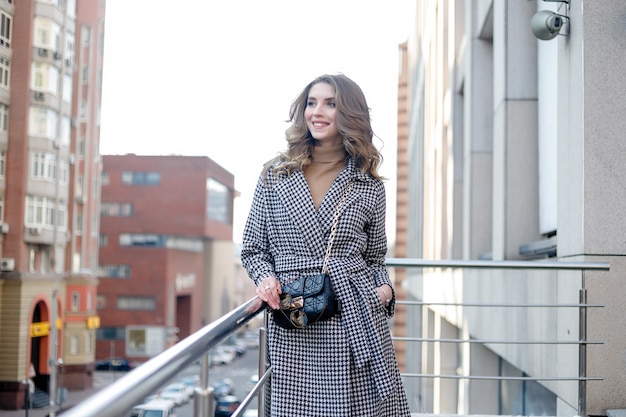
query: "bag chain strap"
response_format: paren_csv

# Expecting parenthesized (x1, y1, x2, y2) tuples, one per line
(322, 180, 354, 274)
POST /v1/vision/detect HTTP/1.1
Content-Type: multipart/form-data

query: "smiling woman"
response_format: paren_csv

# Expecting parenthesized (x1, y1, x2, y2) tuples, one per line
(100, 0, 413, 243)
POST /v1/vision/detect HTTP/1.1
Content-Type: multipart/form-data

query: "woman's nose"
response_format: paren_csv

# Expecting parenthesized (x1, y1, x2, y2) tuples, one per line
(312, 103, 323, 115)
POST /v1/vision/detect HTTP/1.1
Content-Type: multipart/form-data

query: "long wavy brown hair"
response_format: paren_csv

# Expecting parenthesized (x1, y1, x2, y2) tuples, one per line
(263, 73, 384, 180)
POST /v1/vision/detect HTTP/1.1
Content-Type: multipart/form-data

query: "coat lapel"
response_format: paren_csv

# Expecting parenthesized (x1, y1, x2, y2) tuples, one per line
(274, 170, 326, 256)
(273, 158, 364, 258)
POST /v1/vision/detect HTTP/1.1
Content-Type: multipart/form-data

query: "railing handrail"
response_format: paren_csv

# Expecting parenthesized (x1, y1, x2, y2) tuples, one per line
(60, 296, 265, 417)
(385, 257, 610, 270)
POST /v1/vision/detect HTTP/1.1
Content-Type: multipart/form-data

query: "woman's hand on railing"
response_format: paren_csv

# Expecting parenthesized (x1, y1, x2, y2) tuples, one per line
(256, 276, 282, 310)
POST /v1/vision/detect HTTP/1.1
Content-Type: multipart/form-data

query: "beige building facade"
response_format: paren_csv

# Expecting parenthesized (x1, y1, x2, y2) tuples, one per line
(400, 1, 626, 415)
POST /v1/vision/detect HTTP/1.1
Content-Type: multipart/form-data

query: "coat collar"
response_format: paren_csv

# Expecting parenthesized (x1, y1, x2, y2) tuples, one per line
(273, 158, 367, 257)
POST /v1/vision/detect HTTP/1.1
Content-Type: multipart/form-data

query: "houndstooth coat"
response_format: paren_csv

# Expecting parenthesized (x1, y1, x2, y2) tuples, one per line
(241, 158, 411, 417)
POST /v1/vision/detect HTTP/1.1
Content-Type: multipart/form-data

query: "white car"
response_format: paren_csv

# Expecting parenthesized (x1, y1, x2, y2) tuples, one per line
(211, 346, 236, 365)
(129, 398, 177, 417)
(158, 382, 193, 406)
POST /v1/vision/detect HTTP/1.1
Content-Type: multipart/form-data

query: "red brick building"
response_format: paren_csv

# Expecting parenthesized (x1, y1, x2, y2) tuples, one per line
(97, 155, 236, 362)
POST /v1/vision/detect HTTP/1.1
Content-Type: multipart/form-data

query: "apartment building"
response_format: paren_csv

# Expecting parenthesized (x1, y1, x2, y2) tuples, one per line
(0, 0, 106, 410)
(400, 0, 626, 415)
(97, 155, 236, 363)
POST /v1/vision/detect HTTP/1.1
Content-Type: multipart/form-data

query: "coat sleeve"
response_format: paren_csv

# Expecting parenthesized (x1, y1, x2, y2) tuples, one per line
(364, 181, 396, 315)
(241, 175, 275, 286)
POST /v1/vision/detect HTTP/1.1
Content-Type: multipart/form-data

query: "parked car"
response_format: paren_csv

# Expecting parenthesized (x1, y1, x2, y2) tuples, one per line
(210, 346, 236, 365)
(95, 357, 134, 371)
(129, 398, 177, 417)
(214, 395, 241, 417)
(212, 378, 234, 399)
(158, 382, 193, 406)
(230, 340, 247, 356)
(241, 331, 260, 349)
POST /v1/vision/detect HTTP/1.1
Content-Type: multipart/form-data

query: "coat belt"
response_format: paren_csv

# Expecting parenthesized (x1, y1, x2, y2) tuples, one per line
(273, 255, 394, 400)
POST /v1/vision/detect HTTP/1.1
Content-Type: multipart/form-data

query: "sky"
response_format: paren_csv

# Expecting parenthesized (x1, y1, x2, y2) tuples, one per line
(99, 1, 414, 244)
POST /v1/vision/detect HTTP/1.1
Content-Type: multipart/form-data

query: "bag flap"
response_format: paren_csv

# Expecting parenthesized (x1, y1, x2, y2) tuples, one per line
(282, 274, 326, 297)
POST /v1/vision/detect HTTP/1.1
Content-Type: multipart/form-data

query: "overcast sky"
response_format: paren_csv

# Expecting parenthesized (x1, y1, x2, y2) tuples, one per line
(99, 1, 413, 244)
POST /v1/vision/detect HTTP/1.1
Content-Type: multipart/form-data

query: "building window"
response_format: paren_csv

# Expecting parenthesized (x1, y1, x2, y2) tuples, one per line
(101, 202, 133, 216)
(71, 292, 80, 312)
(0, 196, 4, 221)
(85, 333, 93, 354)
(33, 17, 60, 51)
(121, 171, 160, 186)
(70, 335, 79, 355)
(31, 152, 69, 184)
(96, 327, 125, 340)
(119, 233, 162, 247)
(29, 106, 58, 139)
(207, 178, 230, 224)
(61, 116, 71, 145)
(0, 103, 8, 132)
(63, 74, 72, 103)
(101, 171, 109, 185)
(117, 296, 156, 311)
(0, 57, 9, 89)
(25, 195, 67, 229)
(99, 264, 131, 278)
(0, 11, 11, 48)
(98, 234, 107, 247)
(0, 150, 5, 178)
(96, 294, 105, 310)
(32, 63, 59, 94)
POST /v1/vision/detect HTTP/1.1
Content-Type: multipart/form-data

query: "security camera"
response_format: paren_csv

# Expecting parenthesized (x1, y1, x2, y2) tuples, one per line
(531, 10, 568, 40)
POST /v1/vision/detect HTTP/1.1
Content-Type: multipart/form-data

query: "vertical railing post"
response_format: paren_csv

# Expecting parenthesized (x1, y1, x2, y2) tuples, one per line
(578, 272, 587, 416)
(258, 313, 269, 416)
(194, 352, 214, 417)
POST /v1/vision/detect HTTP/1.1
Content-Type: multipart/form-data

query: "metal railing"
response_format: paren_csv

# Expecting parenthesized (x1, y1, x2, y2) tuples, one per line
(60, 297, 266, 417)
(385, 258, 610, 416)
(58, 257, 609, 417)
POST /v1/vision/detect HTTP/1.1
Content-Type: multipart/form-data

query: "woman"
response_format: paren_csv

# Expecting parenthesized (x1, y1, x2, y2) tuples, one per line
(241, 73, 411, 416)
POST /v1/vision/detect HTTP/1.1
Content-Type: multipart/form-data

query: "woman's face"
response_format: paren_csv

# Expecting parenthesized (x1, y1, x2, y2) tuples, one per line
(304, 82, 342, 146)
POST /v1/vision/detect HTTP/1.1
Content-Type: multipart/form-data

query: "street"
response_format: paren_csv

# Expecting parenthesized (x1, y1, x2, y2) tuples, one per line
(149, 347, 262, 417)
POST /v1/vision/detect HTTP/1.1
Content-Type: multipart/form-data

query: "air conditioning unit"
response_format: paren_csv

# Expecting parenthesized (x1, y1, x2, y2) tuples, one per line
(0, 223, 8, 234)
(53, 51, 62, 60)
(38, 48, 49, 57)
(0, 258, 15, 272)
(29, 227, 42, 236)
(34, 91, 45, 101)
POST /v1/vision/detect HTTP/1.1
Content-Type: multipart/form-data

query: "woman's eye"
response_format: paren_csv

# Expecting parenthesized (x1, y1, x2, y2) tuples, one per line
(327, 101, 336, 108)
(306, 100, 316, 107)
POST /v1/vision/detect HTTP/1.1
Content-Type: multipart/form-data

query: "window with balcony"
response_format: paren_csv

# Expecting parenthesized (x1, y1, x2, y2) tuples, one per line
(0, 150, 5, 178)
(0, 11, 11, 48)
(32, 152, 68, 184)
(34, 17, 61, 51)
(25, 195, 67, 229)
(0, 103, 8, 132)
(29, 107, 58, 140)
(0, 57, 9, 89)
(32, 63, 59, 94)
